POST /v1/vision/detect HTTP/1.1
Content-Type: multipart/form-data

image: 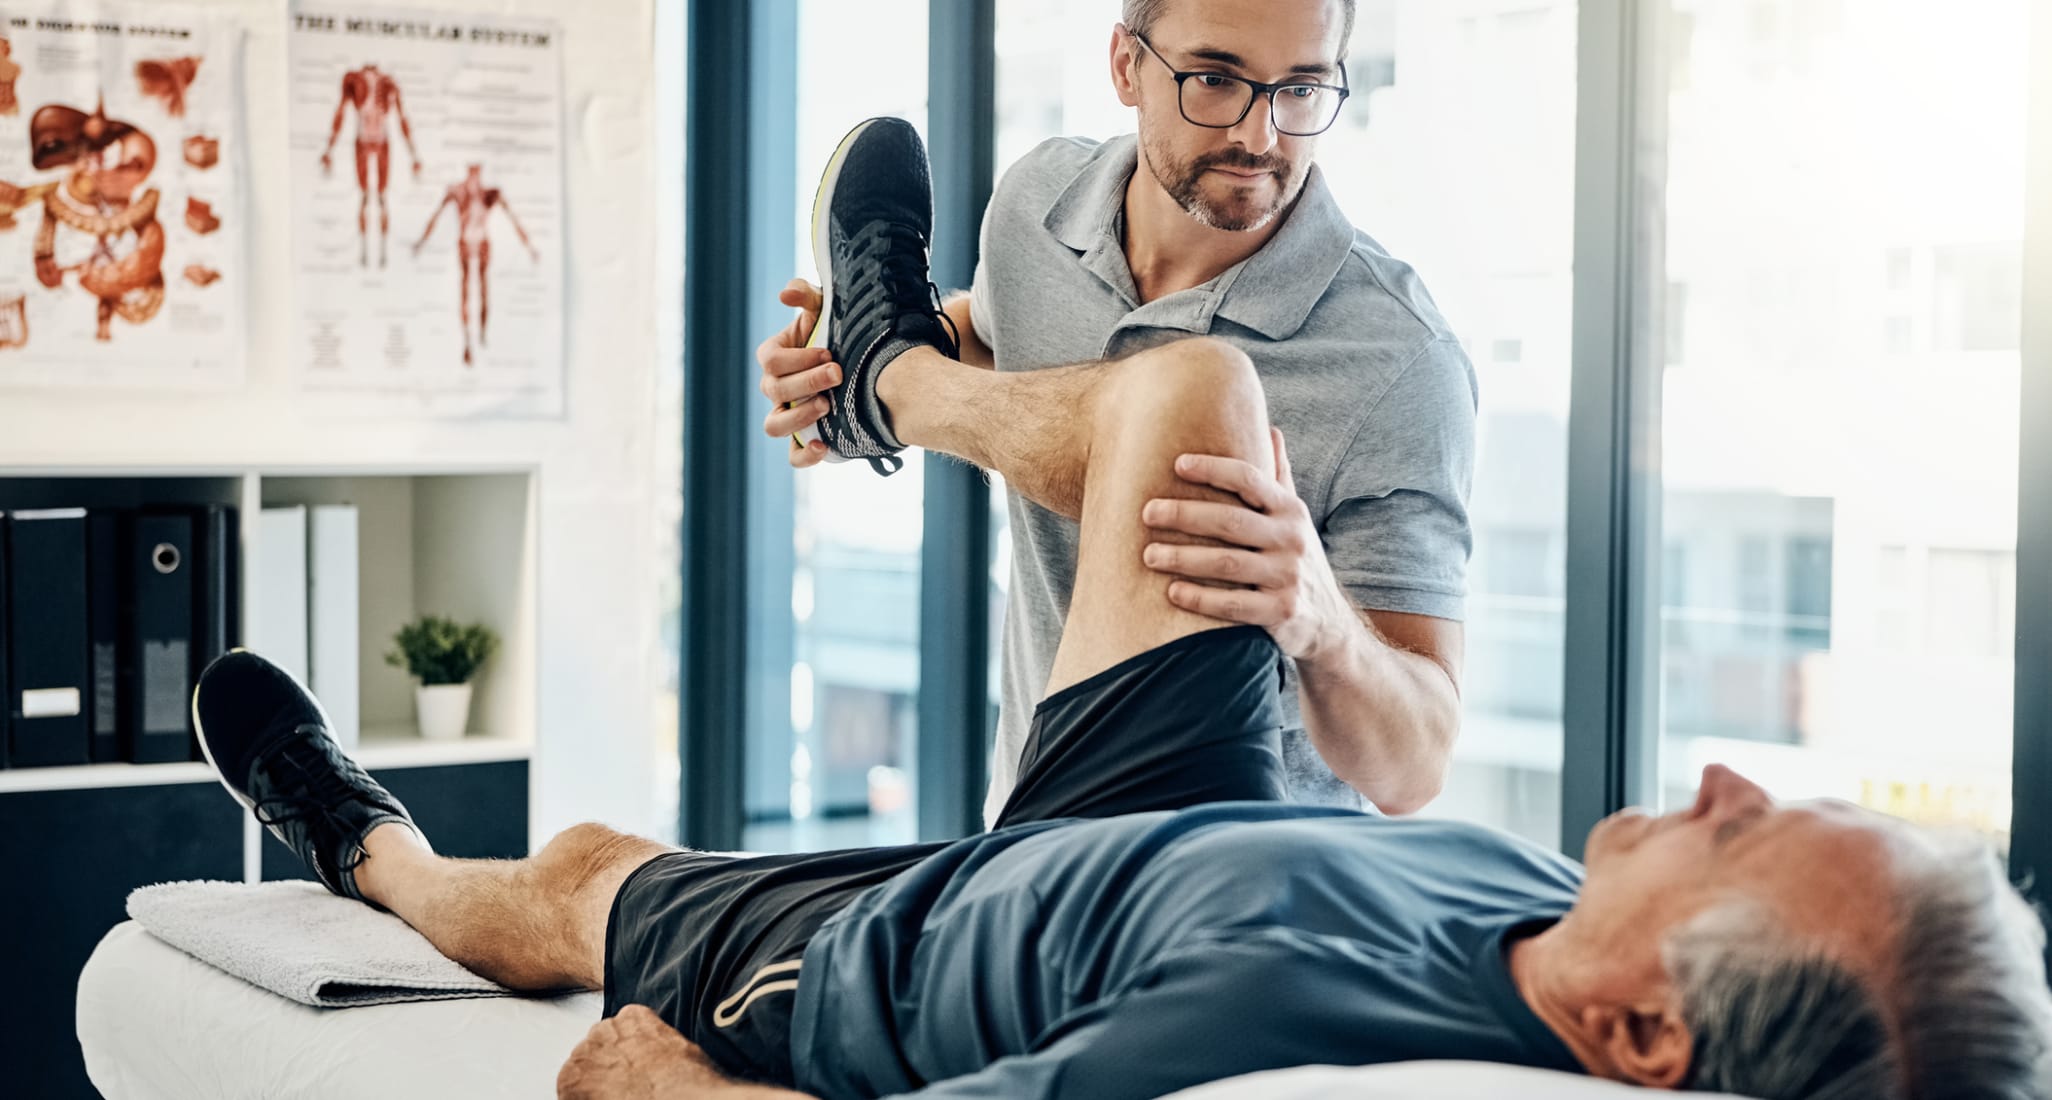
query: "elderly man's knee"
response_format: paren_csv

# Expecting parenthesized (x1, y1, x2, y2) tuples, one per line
(536, 822, 655, 898)
(1105, 337, 1267, 441)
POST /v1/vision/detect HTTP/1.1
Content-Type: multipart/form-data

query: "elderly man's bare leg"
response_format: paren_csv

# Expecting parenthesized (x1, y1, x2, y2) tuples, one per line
(350, 822, 674, 992)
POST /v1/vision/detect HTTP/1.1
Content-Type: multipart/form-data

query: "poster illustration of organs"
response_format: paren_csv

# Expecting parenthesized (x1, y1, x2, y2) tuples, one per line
(289, 7, 564, 418)
(0, 2, 245, 389)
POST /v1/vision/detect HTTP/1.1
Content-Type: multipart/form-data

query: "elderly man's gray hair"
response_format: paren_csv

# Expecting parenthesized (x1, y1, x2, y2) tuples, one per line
(1666, 839, 2052, 1098)
(1120, 0, 1358, 55)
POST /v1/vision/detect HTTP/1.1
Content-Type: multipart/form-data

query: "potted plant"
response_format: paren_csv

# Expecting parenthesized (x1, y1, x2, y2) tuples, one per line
(385, 615, 499, 741)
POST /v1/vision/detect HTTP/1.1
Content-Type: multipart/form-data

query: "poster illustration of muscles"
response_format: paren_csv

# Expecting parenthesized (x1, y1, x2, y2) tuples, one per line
(0, 3, 246, 389)
(290, 8, 564, 418)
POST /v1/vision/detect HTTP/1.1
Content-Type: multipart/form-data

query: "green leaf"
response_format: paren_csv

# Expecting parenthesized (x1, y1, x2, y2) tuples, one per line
(385, 615, 499, 685)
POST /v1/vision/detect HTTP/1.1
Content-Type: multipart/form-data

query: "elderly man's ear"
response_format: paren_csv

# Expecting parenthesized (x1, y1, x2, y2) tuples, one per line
(1582, 1001, 1692, 1089)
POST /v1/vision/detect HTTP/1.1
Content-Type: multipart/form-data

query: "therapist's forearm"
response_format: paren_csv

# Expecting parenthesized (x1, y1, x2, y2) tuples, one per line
(1294, 619, 1459, 815)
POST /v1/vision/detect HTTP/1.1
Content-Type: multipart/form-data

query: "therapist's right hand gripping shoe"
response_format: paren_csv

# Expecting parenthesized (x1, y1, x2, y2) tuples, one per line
(794, 115, 959, 476)
(193, 650, 429, 910)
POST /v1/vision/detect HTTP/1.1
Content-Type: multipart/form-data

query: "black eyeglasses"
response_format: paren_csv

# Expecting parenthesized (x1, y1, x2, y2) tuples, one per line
(1128, 32, 1351, 137)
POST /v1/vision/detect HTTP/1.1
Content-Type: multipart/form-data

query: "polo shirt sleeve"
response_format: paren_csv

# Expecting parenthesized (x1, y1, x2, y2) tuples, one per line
(1319, 336, 1477, 622)
(966, 144, 1028, 358)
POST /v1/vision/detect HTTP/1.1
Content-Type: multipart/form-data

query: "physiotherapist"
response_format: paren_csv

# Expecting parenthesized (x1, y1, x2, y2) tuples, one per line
(757, 0, 1477, 820)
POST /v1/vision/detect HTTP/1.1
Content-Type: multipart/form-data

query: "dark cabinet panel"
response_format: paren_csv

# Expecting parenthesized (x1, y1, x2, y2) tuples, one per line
(261, 760, 530, 881)
(0, 782, 242, 1099)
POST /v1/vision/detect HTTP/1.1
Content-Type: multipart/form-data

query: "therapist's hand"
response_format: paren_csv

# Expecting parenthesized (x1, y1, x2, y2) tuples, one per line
(756, 278, 838, 469)
(1140, 428, 1359, 663)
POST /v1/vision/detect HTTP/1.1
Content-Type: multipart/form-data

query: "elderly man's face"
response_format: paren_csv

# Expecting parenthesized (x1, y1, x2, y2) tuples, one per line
(1572, 765, 1917, 984)
(1120, 0, 1346, 232)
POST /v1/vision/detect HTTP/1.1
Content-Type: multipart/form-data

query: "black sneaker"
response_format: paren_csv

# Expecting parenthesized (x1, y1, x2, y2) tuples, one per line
(192, 650, 428, 908)
(794, 116, 959, 476)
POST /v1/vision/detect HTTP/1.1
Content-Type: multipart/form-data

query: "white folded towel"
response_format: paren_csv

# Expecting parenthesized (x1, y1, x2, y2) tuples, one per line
(127, 879, 518, 1008)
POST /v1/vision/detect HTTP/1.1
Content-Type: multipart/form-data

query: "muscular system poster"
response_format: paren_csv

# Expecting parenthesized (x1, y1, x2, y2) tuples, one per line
(0, 3, 245, 389)
(289, 7, 564, 418)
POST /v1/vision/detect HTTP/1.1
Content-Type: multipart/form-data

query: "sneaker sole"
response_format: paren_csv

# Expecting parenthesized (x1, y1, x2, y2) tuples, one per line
(789, 118, 881, 463)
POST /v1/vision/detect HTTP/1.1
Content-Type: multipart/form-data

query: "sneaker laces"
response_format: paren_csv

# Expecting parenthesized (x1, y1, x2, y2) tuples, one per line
(251, 728, 378, 873)
(862, 222, 959, 356)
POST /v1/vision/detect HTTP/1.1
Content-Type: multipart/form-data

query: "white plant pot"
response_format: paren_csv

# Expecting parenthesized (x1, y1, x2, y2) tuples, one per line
(416, 682, 473, 741)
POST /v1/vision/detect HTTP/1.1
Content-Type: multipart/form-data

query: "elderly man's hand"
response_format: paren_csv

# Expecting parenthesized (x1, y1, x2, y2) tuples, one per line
(557, 1005, 726, 1099)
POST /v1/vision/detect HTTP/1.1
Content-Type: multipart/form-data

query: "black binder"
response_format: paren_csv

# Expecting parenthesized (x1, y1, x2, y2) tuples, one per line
(187, 504, 238, 760)
(127, 512, 194, 764)
(86, 511, 123, 763)
(7, 509, 91, 768)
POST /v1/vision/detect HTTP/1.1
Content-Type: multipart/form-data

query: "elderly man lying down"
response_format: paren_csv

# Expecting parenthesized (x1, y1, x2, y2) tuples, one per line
(190, 344, 2051, 1100)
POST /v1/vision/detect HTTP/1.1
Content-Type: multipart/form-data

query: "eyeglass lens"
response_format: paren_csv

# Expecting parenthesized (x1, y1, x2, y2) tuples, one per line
(1181, 75, 1343, 134)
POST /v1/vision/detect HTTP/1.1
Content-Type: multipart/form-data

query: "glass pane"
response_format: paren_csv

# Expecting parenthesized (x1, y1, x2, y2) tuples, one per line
(745, 0, 931, 852)
(1650, 0, 2026, 844)
(1323, 2, 1578, 846)
(991, 1, 1577, 846)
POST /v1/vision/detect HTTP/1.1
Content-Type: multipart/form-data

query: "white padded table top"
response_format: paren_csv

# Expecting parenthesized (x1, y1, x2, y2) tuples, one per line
(79, 921, 601, 1099)
(1163, 1062, 1752, 1099)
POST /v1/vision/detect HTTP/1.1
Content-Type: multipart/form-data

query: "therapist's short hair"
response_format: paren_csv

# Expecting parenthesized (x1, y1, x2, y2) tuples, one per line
(1665, 841, 2052, 1099)
(1121, 0, 1357, 58)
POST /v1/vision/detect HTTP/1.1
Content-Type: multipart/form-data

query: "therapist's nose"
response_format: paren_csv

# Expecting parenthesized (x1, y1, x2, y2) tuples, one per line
(1226, 93, 1279, 156)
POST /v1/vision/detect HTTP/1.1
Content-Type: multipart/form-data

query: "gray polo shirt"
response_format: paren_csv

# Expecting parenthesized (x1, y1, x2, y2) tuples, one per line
(970, 134, 1477, 824)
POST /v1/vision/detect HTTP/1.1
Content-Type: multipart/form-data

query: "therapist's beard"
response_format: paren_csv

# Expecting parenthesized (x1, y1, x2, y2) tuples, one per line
(1146, 137, 1299, 232)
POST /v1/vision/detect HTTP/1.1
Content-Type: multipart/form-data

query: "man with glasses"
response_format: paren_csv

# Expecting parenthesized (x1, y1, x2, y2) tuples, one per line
(757, 0, 1475, 822)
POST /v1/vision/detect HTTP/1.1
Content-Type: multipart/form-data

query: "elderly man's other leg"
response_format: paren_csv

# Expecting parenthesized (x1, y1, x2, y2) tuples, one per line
(1043, 337, 1274, 697)
(352, 821, 674, 991)
(194, 650, 678, 995)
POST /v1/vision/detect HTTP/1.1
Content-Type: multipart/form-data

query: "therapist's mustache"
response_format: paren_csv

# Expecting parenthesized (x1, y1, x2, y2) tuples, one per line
(1194, 151, 1288, 176)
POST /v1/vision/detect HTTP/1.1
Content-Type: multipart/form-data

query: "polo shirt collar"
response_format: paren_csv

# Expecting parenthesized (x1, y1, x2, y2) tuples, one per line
(1041, 133, 1357, 341)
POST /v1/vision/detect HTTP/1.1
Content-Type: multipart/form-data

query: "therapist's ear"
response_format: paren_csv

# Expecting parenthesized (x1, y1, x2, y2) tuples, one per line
(1110, 24, 1142, 106)
(1592, 1000, 1693, 1089)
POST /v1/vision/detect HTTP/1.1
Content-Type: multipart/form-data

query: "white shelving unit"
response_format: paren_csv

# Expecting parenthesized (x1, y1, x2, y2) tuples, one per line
(0, 465, 539, 792)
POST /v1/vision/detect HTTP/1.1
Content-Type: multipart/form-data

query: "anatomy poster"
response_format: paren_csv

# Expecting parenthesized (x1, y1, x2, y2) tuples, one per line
(289, 8, 563, 418)
(0, 3, 246, 388)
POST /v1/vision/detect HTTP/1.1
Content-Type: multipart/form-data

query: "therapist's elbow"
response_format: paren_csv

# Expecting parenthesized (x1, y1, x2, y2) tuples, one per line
(1362, 756, 1449, 816)
(1351, 704, 1458, 816)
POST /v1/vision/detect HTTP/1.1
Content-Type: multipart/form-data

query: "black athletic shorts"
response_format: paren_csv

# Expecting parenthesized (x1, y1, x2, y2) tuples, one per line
(602, 624, 1288, 1084)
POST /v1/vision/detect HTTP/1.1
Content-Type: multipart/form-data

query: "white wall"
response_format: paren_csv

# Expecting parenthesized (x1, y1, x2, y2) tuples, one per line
(0, 0, 665, 847)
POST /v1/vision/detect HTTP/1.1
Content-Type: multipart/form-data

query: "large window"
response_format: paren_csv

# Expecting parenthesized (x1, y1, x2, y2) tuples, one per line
(1647, 0, 2028, 843)
(743, 0, 932, 852)
(1318, 1, 1579, 847)
(991, 0, 1578, 846)
(687, 0, 2046, 869)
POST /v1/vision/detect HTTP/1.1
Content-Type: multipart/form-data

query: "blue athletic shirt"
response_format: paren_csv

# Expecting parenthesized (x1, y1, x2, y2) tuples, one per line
(789, 805, 1588, 1099)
